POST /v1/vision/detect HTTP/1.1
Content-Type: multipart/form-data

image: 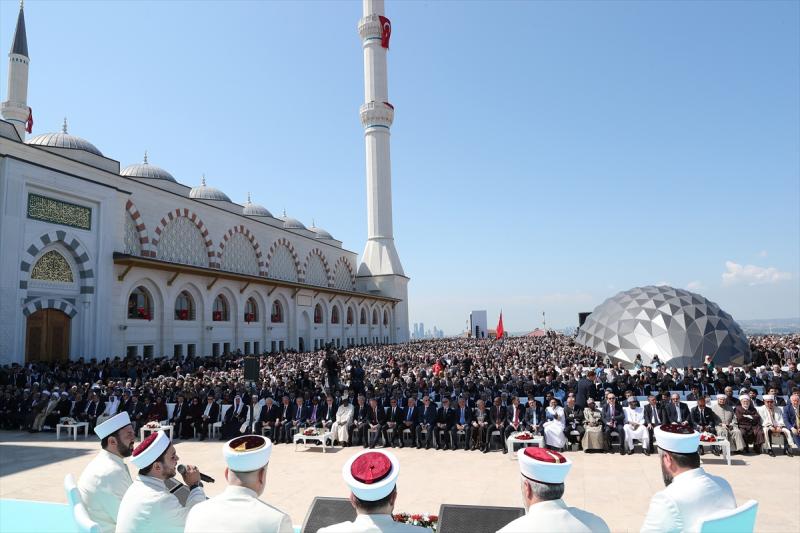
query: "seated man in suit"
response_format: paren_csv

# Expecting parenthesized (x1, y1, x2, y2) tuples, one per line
(435, 397, 455, 450)
(169, 393, 188, 440)
(276, 396, 293, 444)
(489, 397, 507, 451)
(400, 397, 418, 449)
(417, 395, 437, 450)
(196, 393, 220, 441)
(665, 393, 690, 427)
(563, 396, 585, 449)
(257, 397, 280, 439)
(384, 398, 404, 448)
(350, 395, 369, 447)
(784, 393, 800, 450)
(525, 398, 544, 436)
(602, 393, 625, 454)
(690, 396, 717, 455)
(758, 395, 794, 456)
(287, 396, 308, 442)
(642, 395, 665, 454)
(319, 395, 338, 433)
(365, 397, 386, 449)
(451, 397, 472, 450)
(503, 397, 527, 453)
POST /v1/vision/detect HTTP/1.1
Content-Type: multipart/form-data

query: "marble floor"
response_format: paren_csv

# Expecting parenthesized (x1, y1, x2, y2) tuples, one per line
(0, 430, 798, 532)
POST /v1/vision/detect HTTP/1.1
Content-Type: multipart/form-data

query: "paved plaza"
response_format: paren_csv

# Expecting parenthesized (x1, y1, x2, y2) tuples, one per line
(0, 431, 798, 532)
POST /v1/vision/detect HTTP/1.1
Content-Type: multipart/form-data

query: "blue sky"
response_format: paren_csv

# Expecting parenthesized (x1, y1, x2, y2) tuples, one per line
(2, 0, 798, 335)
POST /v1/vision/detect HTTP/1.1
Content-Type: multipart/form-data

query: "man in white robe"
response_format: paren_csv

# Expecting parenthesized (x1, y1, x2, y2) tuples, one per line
(543, 400, 566, 450)
(77, 412, 135, 533)
(96, 391, 121, 427)
(185, 435, 292, 533)
(331, 397, 355, 446)
(623, 401, 650, 455)
(116, 430, 206, 532)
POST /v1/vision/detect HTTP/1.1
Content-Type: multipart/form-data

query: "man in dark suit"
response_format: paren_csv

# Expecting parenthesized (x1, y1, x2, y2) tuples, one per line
(435, 397, 455, 450)
(170, 393, 188, 439)
(602, 393, 625, 454)
(196, 393, 220, 441)
(524, 398, 544, 435)
(82, 391, 104, 432)
(575, 370, 597, 412)
(384, 397, 404, 447)
(257, 397, 280, 439)
(563, 396, 584, 449)
(690, 396, 717, 456)
(288, 396, 308, 442)
(665, 393, 690, 426)
(365, 397, 386, 449)
(489, 396, 507, 450)
(418, 395, 436, 449)
(503, 397, 526, 452)
(350, 395, 369, 447)
(451, 397, 473, 450)
(276, 396, 293, 443)
(319, 395, 338, 432)
(401, 397, 419, 449)
(643, 395, 665, 453)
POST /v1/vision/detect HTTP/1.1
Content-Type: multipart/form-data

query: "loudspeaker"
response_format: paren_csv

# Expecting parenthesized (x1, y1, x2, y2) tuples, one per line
(301, 497, 356, 533)
(437, 503, 525, 533)
(578, 312, 591, 328)
(243, 356, 259, 382)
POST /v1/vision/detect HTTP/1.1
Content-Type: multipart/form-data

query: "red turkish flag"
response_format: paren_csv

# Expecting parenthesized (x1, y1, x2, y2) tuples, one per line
(25, 107, 33, 133)
(496, 311, 504, 339)
(379, 16, 391, 49)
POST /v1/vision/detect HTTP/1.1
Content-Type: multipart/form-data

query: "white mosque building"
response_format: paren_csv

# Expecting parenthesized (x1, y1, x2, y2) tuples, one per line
(0, 0, 409, 364)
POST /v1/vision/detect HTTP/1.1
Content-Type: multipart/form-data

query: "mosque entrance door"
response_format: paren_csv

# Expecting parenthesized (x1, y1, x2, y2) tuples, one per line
(298, 311, 310, 353)
(25, 309, 71, 363)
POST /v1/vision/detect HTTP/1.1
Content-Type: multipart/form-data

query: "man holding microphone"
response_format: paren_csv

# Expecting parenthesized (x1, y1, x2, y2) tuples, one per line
(116, 430, 206, 532)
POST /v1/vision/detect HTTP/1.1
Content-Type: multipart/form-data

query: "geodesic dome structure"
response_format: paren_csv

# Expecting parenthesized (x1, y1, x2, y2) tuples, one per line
(576, 285, 751, 367)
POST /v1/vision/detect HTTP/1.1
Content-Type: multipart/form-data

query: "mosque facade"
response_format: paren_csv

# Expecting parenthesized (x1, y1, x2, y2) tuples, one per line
(0, 1, 409, 365)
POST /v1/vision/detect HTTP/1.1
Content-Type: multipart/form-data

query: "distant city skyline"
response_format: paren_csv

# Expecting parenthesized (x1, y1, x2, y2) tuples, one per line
(3, 1, 797, 336)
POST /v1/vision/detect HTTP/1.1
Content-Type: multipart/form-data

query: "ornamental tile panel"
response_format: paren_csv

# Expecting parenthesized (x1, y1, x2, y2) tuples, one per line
(27, 193, 91, 230)
(268, 244, 298, 282)
(157, 216, 207, 267)
(31, 250, 74, 283)
(124, 215, 142, 256)
(220, 233, 259, 276)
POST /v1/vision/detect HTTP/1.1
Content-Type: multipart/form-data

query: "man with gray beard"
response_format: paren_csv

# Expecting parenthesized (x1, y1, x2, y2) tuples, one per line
(710, 394, 744, 453)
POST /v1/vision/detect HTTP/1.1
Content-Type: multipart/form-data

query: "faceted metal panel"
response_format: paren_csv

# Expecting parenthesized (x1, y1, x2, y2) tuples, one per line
(576, 285, 751, 367)
(220, 233, 258, 275)
(157, 217, 207, 267)
(268, 244, 298, 282)
(305, 254, 328, 287)
(123, 215, 142, 256)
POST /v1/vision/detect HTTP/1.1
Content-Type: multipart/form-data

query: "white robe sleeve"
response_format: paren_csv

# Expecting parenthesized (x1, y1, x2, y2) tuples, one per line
(640, 491, 682, 533)
(156, 487, 206, 531)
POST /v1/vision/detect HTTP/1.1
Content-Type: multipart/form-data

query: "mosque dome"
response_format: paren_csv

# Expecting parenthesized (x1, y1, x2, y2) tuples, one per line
(280, 210, 306, 230)
(308, 222, 333, 240)
(26, 118, 103, 156)
(242, 193, 272, 217)
(121, 152, 176, 182)
(576, 285, 751, 368)
(189, 176, 231, 202)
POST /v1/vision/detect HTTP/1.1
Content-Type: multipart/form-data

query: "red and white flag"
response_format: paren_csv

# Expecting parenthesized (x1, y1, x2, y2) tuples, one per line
(379, 16, 391, 49)
(25, 107, 33, 134)
(496, 311, 504, 339)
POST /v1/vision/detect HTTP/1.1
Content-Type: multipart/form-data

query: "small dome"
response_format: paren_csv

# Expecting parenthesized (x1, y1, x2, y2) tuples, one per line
(308, 221, 333, 240)
(189, 175, 231, 202)
(242, 193, 272, 217)
(26, 118, 102, 156)
(280, 210, 306, 230)
(121, 152, 176, 182)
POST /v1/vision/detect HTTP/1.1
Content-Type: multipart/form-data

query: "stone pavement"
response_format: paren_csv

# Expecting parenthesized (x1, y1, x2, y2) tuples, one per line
(1, 431, 798, 532)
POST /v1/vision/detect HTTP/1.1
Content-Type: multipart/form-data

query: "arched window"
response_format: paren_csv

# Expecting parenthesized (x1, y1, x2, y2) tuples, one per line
(372, 309, 378, 325)
(271, 300, 283, 323)
(331, 306, 340, 324)
(244, 297, 258, 323)
(314, 304, 323, 324)
(383, 310, 389, 326)
(347, 307, 354, 325)
(213, 295, 229, 322)
(175, 291, 195, 321)
(360, 308, 367, 325)
(128, 286, 153, 320)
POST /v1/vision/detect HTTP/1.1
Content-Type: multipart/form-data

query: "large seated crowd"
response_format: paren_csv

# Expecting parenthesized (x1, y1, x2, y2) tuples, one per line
(1, 333, 799, 456)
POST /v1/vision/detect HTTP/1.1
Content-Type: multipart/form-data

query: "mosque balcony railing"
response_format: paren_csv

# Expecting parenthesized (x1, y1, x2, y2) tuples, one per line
(113, 252, 400, 304)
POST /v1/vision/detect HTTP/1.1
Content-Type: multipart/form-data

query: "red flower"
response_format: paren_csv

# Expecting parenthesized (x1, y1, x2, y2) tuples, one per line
(411, 514, 422, 521)
(429, 515, 438, 521)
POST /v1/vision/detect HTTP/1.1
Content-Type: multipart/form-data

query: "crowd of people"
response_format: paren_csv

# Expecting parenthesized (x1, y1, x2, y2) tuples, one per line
(1, 333, 799, 457)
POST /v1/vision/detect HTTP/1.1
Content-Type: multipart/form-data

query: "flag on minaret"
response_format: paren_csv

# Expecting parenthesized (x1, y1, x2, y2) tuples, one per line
(25, 107, 33, 133)
(496, 311, 504, 339)
(379, 16, 391, 49)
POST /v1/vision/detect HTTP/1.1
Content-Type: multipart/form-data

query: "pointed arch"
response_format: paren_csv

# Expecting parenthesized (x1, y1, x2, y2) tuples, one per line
(301, 248, 331, 287)
(265, 238, 300, 282)
(332, 257, 356, 291)
(217, 225, 265, 276)
(152, 208, 216, 268)
(124, 199, 151, 257)
(19, 230, 94, 294)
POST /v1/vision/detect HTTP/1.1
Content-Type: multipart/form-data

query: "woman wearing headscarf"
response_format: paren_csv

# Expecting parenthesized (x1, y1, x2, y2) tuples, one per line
(582, 397, 605, 451)
(735, 395, 765, 454)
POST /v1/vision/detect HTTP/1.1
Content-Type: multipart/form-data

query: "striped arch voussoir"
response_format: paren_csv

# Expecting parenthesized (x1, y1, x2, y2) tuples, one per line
(125, 199, 152, 257)
(18, 231, 94, 294)
(22, 297, 78, 318)
(300, 248, 332, 286)
(151, 208, 217, 268)
(333, 256, 356, 290)
(217, 225, 265, 276)
(265, 237, 300, 278)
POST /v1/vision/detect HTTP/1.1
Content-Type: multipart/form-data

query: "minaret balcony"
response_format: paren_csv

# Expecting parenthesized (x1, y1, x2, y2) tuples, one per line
(358, 14, 383, 42)
(360, 101, 394, 129)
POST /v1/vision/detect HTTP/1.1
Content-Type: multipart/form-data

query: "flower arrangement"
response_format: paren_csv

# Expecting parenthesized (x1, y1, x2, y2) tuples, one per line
(700, 432, 716, 442)
(59, 417, 77, 425)
(393, 513, 438, 531)
(515, 432, 534, 441)
(144, 421, 161, 429)
(659, 423, 694, 434)
(303, 428, 319, 436)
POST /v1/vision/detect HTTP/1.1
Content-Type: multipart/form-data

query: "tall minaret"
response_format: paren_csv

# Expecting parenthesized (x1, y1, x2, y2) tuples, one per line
(1, 1, 30, 140)
(357, 0, 409, 344)
(357, 0, 404, 278)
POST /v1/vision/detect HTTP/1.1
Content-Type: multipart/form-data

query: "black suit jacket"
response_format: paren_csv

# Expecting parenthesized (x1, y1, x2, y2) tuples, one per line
(419, 404, 436, 425)
(260, 404, 281, 423)
(436, 406, 455, 428)
(386, 406, 404, 424)
(320, 402, 338, 423)
(453, 406, 472, 426)
(367, 406, 385, 425)
(602, 403, 625, 427)
(575, 378, 595, 408)
(401, 405, 419, 425)
(201, 401, 221, 422)
(665, 402, 691, 424)
(171, 402, 187, 423)
(690, 406, 714, 429)
(353, 403, 369, 422)
(564, 406, 584, 428)
(489, 405, 507, 426)
(643, 404, 665, 426)
(290, 404, 309, 423)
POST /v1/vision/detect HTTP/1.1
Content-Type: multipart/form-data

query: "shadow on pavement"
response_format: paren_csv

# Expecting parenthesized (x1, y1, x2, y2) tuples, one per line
(0, 444, 93, 477)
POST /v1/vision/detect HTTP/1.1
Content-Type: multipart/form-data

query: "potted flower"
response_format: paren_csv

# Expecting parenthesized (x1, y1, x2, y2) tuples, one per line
(393, 512, 438, 531)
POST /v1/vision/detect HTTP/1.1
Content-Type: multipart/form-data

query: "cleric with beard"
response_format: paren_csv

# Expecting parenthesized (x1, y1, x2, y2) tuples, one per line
(77, 412, 136, 533)
(640, 424, 736, 532)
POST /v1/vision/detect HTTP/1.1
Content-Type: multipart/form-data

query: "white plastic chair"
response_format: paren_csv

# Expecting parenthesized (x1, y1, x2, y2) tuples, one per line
(64, 474, 100, 533)
(63, 473, 80, 507)
(699, 499, 758, 533)
(211, 404, 231, 439)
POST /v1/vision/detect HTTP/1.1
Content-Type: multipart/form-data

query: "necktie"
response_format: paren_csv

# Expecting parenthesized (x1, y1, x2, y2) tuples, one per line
(373, 409, 377, 423)
(676, 405, 681, 423)
(514, 407, 519, 425)
(311, 406, 317, 421)
(653, 408, 659, 424)
(407, 408, 413, 421)
(700, 410, 705, 425)
(460, 408, 465, 425)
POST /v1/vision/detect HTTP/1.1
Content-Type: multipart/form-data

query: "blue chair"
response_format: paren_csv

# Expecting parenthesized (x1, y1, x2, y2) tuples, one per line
(63, 474, 100, 533)
(699, 499, 758, 533)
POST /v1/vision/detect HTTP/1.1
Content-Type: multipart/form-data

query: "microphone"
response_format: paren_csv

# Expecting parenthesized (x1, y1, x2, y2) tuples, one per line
(177, 464, 215, 483)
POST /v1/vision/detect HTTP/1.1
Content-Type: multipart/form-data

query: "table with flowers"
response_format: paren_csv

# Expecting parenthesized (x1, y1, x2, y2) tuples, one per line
(505, 431, 544, 458)
(140, 421, 173, 442)
(293, 428, 333, 452)
(698, 433, 731, 466)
